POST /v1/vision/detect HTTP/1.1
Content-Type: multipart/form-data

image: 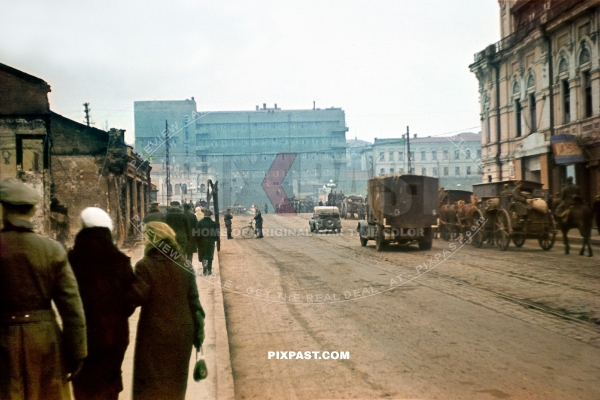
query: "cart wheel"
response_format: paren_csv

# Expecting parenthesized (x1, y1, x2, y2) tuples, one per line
(494, 209, 511, 251)
(470, 210, 484, 248)
(512, 233, 526, 248)
(538, 213, 556, 251)
(538, 232, 555, 250)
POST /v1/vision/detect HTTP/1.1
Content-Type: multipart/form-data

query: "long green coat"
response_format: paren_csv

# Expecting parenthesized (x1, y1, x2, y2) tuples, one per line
(196, 216, 218, 260)
(0, 219, 87, 400)
(131, 248, 204, 400)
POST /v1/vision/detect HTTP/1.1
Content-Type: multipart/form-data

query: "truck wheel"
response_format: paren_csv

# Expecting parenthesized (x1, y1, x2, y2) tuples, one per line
(418, 240, 433, 250)
(375, 226, 387, 252)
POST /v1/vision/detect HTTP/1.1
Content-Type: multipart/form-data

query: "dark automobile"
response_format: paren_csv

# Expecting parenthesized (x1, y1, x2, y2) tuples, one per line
(309, 206, 342, 233)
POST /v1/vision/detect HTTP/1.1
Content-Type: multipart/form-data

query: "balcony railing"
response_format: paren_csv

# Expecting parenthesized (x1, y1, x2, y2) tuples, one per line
(474, 0, 585, 63)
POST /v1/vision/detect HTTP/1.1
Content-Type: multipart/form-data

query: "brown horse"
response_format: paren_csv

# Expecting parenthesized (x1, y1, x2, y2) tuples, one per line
(557, 196, 593, 257)
(439, 204, 457, 241)
(456, 196, 480, 240)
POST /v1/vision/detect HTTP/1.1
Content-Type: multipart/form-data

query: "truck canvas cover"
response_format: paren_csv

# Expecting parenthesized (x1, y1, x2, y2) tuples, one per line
(368, 175, 438, 227)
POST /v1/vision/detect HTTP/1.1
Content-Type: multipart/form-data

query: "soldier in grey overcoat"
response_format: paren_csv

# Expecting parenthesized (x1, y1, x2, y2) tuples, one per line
(143, 201, 165, 224)
(165, 201, 191, 258)
(0, 178, 87, 400)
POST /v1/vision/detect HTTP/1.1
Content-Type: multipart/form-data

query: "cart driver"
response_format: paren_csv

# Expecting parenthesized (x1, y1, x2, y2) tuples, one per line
(512, 181, 532, 222)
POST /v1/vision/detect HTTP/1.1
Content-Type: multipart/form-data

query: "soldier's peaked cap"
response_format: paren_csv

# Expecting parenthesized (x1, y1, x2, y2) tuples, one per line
(0, 178, 41, 205)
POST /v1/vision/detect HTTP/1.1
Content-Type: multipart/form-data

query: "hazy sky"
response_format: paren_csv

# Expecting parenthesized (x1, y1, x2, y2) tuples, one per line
(1, 0, 500, 144)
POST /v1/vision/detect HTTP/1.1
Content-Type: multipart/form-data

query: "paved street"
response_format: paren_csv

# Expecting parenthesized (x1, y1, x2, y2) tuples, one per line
(218, 213, 600, 399)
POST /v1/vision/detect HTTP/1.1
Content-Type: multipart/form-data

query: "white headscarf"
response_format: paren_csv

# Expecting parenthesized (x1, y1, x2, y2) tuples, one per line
(80, 207, 113, 231)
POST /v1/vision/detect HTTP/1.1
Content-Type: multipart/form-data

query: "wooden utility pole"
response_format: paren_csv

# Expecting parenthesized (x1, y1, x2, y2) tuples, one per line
(165, 120, 172, 207)
(406, 126, 412, 174)
(208, 179, 221, 251)
(83, 103, 91, 126)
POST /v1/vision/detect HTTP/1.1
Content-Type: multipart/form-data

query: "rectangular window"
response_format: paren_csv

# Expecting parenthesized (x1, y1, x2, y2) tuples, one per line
(398, 151, 404, 161)
(562, 79, 570, 123)
(583, 71, 592, 118)
(477, 149, 481, 158)
(399, 168, 404, 174)
(454, 150, 460, 160)
(444, 166, 449, 176)
(379, 152, 385, 162)
(466, 166, 471, 175)
(421, 167, 427, 175)
(389, 151, 394, 162)
(443, 150, 449, 160)
(515, 99, 522, 137)
(432, 150, 437, 160)
(409, 151, 414, 161)
(530, 93, 537, 133)
(455, 167, 460, 176)
(421, 151, 426, 161)
(380, 168, 385, 176)
(390, 168, 394, 175)
(433, 167, 438, 176)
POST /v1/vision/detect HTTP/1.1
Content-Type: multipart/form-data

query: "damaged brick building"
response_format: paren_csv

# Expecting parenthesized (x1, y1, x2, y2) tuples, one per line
(0, 63, 151, 246)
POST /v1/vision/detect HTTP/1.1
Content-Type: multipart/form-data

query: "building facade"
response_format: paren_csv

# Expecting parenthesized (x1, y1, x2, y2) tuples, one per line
(51, 114, 151, 245)
(0, 63, 151, 245)
(360, 133, 483, 192)
(470, 0, 599, 203)
(134, 101, 349, 210)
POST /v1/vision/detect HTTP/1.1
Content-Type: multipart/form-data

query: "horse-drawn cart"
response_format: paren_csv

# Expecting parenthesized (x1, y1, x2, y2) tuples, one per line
(472, 181, 556, 251)
(341, 195, 366, 219)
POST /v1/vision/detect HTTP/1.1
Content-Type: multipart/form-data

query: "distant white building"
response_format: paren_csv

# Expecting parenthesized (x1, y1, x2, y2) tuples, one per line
(359, 132, 482, 191)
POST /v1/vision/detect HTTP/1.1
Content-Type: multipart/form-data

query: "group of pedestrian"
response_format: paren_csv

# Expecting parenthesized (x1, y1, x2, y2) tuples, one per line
(0, 178, 205, 400)
(143, 200, 219, 276)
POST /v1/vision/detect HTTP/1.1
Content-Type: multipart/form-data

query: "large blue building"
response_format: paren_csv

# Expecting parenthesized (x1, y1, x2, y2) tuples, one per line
(134, 100, 349, 210)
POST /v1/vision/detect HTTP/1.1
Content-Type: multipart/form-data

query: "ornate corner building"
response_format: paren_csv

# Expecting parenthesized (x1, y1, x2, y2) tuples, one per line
(470, 0, 599, 203)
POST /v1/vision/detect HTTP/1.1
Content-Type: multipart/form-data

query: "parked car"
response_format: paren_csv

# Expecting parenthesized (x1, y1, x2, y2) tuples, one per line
(309, 206, 342, 233)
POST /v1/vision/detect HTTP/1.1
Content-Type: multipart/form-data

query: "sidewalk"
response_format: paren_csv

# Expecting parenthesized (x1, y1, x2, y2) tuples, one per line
(118, 244, 234, 400)
(565, 227, 600, 246)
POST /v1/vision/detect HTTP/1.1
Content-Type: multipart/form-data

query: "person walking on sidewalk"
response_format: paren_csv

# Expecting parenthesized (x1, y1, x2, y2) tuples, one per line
(183, 203, 198, 261)
(131, 222, 205, 400)
(224, 208, 233, 239)
(196, 209, 219, 275)
(593, 194, 600, 235)
(0, 178, 87, 400)
(165, 201, 191, 259)
(254, 205, 264, 238)
(69, 207, 135, 400)
(143, 201, 165, 224)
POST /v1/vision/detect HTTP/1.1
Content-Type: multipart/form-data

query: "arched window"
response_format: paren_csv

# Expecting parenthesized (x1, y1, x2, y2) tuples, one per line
(526, 72, 536, 90)
(512, 80, 521, 97)
(558, 57, 568, 75)
(579, 45, 590, 65)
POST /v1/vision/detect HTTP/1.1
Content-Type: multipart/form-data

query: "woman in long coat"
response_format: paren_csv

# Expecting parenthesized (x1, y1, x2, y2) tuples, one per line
(196, 209, 218, 275)
(131, 221, 205, 400)
(69, 207, 135, 400)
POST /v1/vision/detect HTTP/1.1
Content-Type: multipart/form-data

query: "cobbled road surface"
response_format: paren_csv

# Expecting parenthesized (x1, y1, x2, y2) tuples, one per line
(218, 213, 599, 400)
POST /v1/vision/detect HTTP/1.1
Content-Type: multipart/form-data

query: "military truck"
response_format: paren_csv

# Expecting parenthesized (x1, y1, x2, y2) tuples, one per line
(357, 175, 439, 251)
